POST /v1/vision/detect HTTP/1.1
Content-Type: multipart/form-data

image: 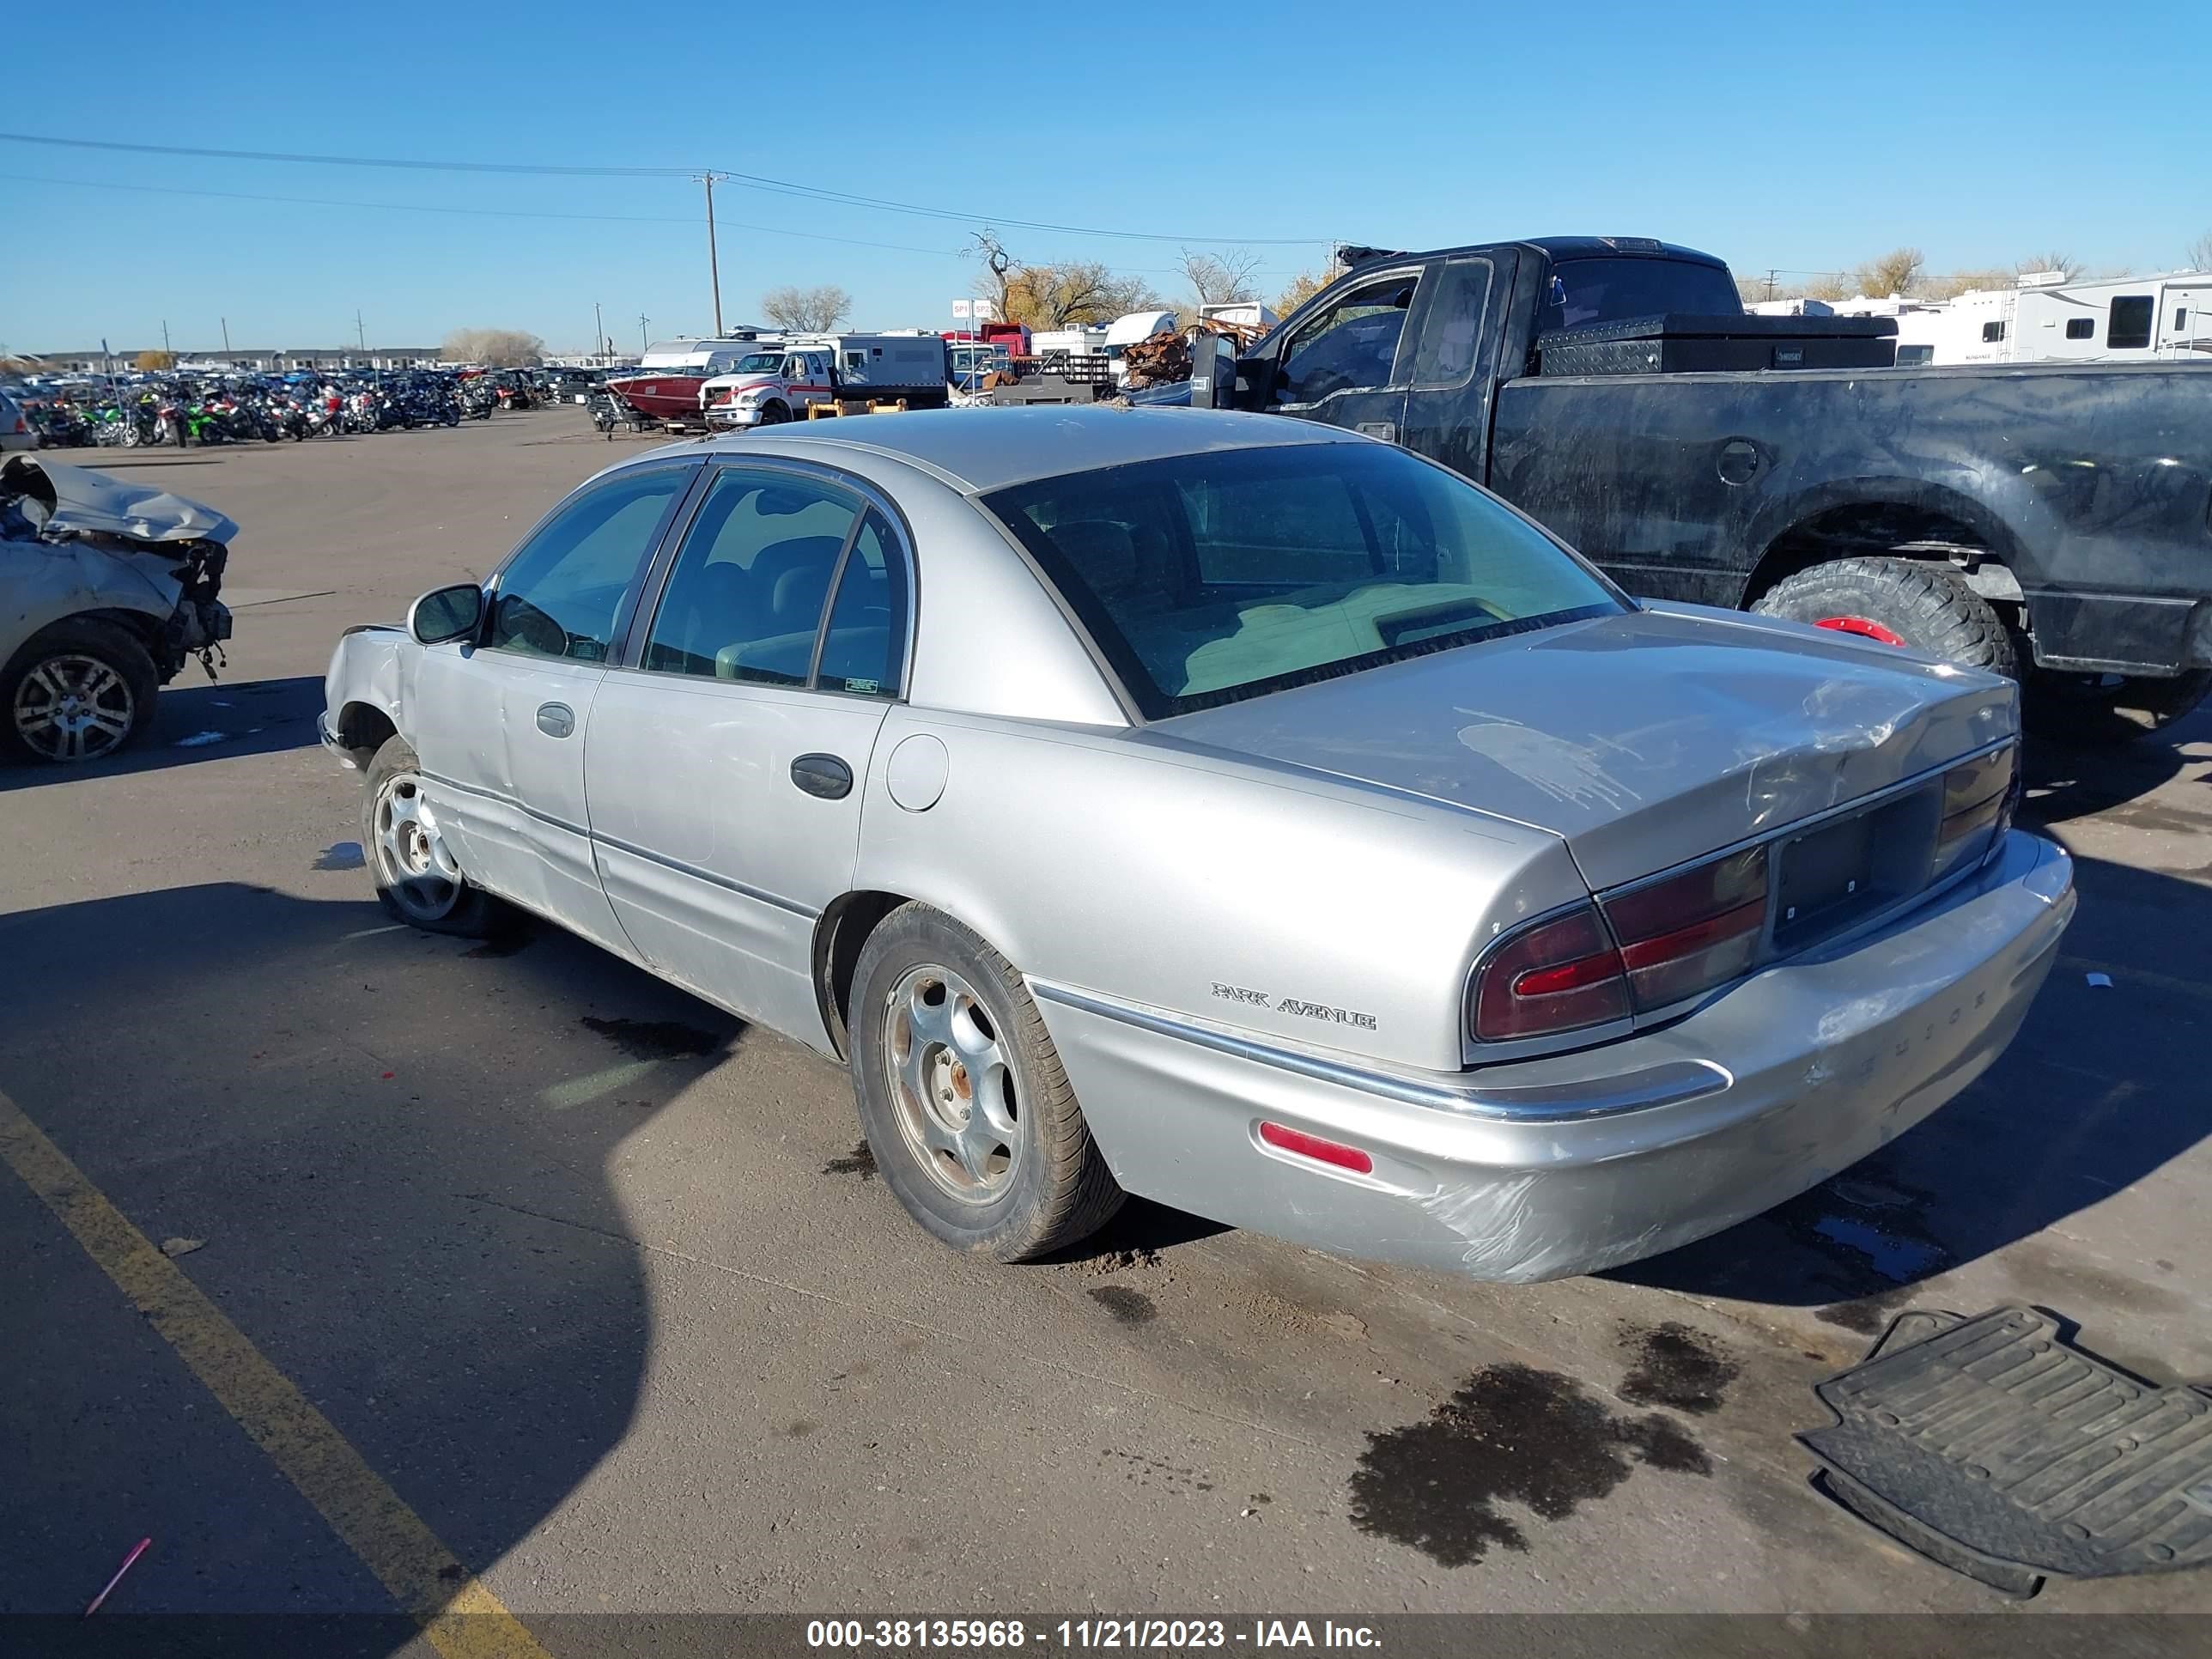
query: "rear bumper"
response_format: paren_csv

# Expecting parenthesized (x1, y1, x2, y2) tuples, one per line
(1035, 830, 2074, 1283)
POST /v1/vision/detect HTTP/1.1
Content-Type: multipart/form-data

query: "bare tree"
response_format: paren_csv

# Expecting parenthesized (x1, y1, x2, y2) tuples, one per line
(134, 349, 176, 371)
(441, 328, 545, 367)
(761, 284, 854, 333)
(1923, 268, 2014, 301)
(2186, 229, 2212, 270)
(2014, 251, 2083, 281)
(1850, 247, 1925, 299)
(1180, 247, 1263, 308)
(969, 228, 1015, 325)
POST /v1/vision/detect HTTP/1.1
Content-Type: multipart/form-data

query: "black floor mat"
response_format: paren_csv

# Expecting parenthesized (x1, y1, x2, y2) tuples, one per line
(1801, 1305, 2212, 1597)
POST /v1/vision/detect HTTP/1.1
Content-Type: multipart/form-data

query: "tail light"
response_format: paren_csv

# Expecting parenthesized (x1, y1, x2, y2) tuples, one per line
(1471, 846, 1772, 1043)
(1933, 745, 2017, 879)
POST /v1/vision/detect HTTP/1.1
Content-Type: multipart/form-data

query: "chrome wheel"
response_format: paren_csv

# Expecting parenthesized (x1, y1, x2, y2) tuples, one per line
(883, 963, 1021, 1203)
(13, 653, 135, 763)
(372, 772, 465, 922)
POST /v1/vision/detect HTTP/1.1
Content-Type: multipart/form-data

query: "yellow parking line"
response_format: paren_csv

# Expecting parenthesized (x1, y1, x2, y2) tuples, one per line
(0, 1086, 552, 1659)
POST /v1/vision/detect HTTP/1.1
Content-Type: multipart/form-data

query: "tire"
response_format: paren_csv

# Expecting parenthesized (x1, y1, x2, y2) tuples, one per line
(361, 736, 507, 936)
(848, 903, 1124, 1262)
(1, 617, 159, 764)
(756, 401, 790, 425)
(2027, 668, 2212, 746)
(1752, 556, 2018, 680)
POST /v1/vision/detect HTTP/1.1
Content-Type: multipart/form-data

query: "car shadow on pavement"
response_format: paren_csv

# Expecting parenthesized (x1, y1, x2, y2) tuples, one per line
(1609, 842, 2210, 1329)
(0, 675, 321, 792)
(0, 881, 738, 1634)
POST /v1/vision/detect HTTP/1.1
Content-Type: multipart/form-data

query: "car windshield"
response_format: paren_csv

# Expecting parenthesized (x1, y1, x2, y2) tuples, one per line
(733, 353, 784, 374)
(982, 442, 1626, 718)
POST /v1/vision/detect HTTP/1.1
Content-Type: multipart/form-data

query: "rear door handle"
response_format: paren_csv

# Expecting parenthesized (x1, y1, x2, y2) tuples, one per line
(1355, 421, 1399, 443)
(790, 753, 853, 799)
(536, 702, 575, 738)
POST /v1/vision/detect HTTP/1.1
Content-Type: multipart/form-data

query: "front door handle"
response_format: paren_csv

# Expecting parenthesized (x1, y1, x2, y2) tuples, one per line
(536, 702, 575, 738)
(790, 753, 853, 800)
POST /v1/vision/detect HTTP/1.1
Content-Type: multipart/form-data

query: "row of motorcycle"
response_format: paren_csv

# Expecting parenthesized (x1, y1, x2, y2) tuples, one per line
(23, 375, 505, 450)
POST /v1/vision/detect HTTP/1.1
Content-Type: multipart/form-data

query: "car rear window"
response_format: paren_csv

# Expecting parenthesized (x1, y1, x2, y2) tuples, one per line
(982, 443, 1624, 718)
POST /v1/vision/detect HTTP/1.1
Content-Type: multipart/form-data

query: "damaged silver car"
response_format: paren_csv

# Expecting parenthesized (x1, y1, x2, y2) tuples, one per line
(1, 455, 234, 763)
(322, 409, 2074, 1281)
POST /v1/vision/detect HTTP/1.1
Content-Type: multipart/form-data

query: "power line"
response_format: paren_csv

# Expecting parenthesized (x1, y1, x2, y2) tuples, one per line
(0, 131, 1325, 248)
(0, 173, 970, 257)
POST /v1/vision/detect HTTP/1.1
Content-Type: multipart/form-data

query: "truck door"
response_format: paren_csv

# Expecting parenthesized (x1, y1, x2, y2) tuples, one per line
(1394, 253, 1509, 483)
(1252, 264, 1428, 444)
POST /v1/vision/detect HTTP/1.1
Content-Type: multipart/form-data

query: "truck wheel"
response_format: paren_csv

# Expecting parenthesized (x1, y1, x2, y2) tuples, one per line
(848, 903, 1124, 1262)
(2027, 669, 2212, 745)
(1753, 556, 2018, 679)
(1, 618, 159, 764)
(757, 401, 790, 425)
(362, 736, 508, 936)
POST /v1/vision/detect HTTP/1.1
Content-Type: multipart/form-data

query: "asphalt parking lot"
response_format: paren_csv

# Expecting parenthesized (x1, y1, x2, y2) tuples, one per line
(3, 410, 2207, 1648)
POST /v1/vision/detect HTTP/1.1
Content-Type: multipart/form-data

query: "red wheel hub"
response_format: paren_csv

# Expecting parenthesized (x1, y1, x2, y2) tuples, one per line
(1814, 615, 1907, 647)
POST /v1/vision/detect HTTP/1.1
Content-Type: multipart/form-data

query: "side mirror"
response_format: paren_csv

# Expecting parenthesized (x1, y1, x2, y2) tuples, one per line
(409, 582, 484, 646)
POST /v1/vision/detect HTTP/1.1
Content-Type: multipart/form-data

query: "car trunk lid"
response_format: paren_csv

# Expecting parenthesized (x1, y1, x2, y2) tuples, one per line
(1145, 602, 2016, 890)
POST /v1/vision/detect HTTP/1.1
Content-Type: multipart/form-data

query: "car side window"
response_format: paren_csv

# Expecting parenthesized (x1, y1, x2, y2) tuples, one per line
(641, 468, 861, 684)
(815, 511, 909, 697)
(485, 466, 691, 662)
(1278, 273, 1421, 404)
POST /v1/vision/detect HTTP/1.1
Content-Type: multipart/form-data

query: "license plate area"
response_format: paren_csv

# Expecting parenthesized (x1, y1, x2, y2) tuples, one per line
(1771, 787, 1940, 954)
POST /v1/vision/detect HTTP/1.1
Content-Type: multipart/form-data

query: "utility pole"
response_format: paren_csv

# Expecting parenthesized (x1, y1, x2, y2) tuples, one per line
(638, 313, 649, 354)
(593, 301, 605, 365)
(161, 319, 172, 362)
(221, 317, 232, 354)
(1765, 269, 1778, 301)
(695, 172, 732, 337)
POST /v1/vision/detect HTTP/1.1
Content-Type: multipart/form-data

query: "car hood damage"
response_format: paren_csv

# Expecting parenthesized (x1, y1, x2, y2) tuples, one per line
(1, 454, 239, 547)
(1151, 601, 2018, 890)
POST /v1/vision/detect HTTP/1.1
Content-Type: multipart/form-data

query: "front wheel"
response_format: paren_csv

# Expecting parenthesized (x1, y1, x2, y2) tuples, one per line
(848, 904, 1123, 1261)
(361, 736, 508, 935)
(0, 618, 159, 764)
(1752, 556, 2018, 680)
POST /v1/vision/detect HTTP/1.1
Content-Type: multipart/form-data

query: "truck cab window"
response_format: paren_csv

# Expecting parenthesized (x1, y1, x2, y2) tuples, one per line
(1278, 275, 1419, 404)
(1538, 256, 1740, 332)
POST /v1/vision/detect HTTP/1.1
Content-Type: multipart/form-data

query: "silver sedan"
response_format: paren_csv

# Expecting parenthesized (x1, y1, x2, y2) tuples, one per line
(321, 408, 2072, 1280)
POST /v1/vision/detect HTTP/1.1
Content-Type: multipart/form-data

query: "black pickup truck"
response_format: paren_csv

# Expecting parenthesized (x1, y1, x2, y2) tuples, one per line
(1188, 236, 2212, 732)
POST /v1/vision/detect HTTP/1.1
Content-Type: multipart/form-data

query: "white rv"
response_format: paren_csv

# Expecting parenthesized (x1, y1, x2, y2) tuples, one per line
(1762, 272, 2212, 366)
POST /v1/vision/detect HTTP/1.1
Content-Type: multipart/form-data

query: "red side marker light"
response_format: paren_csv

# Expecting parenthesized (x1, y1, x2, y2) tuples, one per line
(1258, 1121, 1373, 1175)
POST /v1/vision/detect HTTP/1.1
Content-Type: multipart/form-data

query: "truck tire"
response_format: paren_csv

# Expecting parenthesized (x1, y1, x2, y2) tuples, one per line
(1, 617, 159, 764)
(848, 902, 1124, 1262)
(361, 735, 510, 936)
(1752, 556, 2018, 679)
(2027, 669, 2212, 746)
(757, 401, 790, 425)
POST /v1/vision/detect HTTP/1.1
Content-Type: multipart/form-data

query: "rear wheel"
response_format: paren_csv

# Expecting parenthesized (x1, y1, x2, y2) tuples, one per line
(1752, 556, 2018, 679)
(362, 736, 507, 935)
(848, 903, 1123, 1261)
(1, 618, 158, 764)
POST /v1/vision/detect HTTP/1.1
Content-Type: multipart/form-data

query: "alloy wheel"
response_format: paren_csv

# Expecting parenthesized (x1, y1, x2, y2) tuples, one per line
(12, 653, 135, 763)
(883, 963, 1022, 1203)
(373, 772, 465, 921)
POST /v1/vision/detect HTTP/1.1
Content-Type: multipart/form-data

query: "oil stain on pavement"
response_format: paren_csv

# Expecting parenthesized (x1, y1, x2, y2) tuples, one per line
(1618, 1322, 1739, 1415)
(579, 1015, 725, 1060)
(1088, 1285, 1158, 1325)
(1349, 1364, 1711, 1567)
(823, 1141, 877, 1181)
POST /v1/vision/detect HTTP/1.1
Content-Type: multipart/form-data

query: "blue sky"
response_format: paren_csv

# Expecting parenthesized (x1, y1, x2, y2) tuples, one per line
(3, 0, 2203, 353)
